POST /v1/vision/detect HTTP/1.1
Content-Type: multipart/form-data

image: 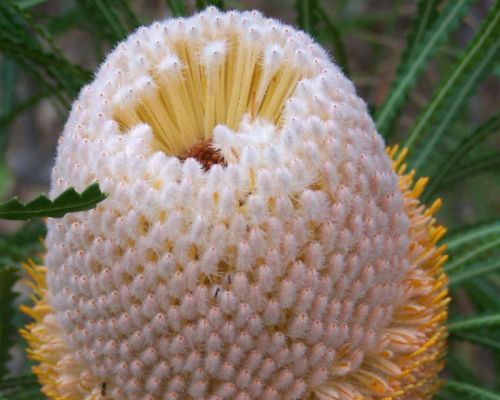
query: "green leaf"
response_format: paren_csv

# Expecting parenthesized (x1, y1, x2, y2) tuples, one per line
(0, 220, 45, 270)
(443, 218, 500, 279)
(379, 0, 442, 137)
(402, 0, 443, 66)
(296, 0, 320, 37)
(445, 235, 500, 274)
(13, 0, 47, 8)
(195, 0, 225, 10)
(75, 0, 139, 44)
(0, 374, 38, 390)
(0, 57, 17, 159)
(0, 373, 43, 399)
(448, 312, 500, 333)
(442, 380, 500, 400)
(165, 0, 186, 16)
(445, 218, 500, 256)
(446, 352, 480, 385)
(0, 1, 90, 105)
(0, 267, 18, 378)
(452, 331, 500, 352)
(406, 2, 500, 169)
(444, 219, 500, 277)
(424, 115, 500, 200)
(463, 278, 500, 311)
(114, 0, 140, 28)
(449, 256, 500, 287)
(0, 182, 107, 221)
(0, 162, 13, 199)
(0, 91, 49, 130)
(316, 5, 349, 75)
(442, 151, 500, 185)
(375, 0, 474, 137)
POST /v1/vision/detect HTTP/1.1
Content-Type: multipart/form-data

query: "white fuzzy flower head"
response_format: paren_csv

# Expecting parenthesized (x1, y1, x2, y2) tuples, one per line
(23, 7, 448, 400)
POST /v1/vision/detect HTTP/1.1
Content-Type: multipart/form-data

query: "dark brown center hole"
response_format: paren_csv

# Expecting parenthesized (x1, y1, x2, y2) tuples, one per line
(177, 140, 226, 171)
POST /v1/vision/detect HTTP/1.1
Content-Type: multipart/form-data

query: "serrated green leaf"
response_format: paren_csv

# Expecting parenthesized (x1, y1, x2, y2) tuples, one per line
(0, 182, 107, 221)
(442, 380, 500, 400)
(448, 312, 500, 333)
(452, 331, 500, 352)
(0, 268, 18, 378)
(406, 2, 500, 169)
(424, 115, 500, 200)
(375, 0, 474, 137)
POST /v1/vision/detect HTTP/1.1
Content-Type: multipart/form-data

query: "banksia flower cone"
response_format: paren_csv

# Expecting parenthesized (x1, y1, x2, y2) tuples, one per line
(21, 7, 449, 400)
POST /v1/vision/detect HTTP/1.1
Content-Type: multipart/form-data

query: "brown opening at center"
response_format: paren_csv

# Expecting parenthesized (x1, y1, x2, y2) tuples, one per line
(177, 140, 226, 171)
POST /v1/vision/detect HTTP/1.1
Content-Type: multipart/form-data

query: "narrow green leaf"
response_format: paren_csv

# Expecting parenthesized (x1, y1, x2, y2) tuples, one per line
(463, 278, 500, 311)
(0, 220, 45, 270)
(0, 373, 43, 399)
(375, 0, 474, 137)
(114, 0, 140, 28)
(442, 151, 500, 185)
(403, 0, 442, 65)
(424, 115, 500, 200)
(449, 257, 500, 287)
(446, 353, 480, 385)
(0, 268, 18, 378)
(442, 380, 500, 400)
(448, 313, 500, 333)
(0, 374, 38, 390)
(446, 219, 500, 254)
(165, 0, 186, 16)
(13, 0, 47, 8)
(406, 2, 500, 168)
(445, 236, 500, 273)
(379, 0, 442, 137)
(453, 332, 500, 352)
(195, 0, 224, 10)
(0, 162, 13, 199)
(0, 91, 49, 130)
(316, 6, 349, 75)
(0, 182, 107, 221)
(0, 1, 90, 103)
(75, 0, 133, 43)
(0, 57, 17, 158)
(296, 0, 319, 37)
